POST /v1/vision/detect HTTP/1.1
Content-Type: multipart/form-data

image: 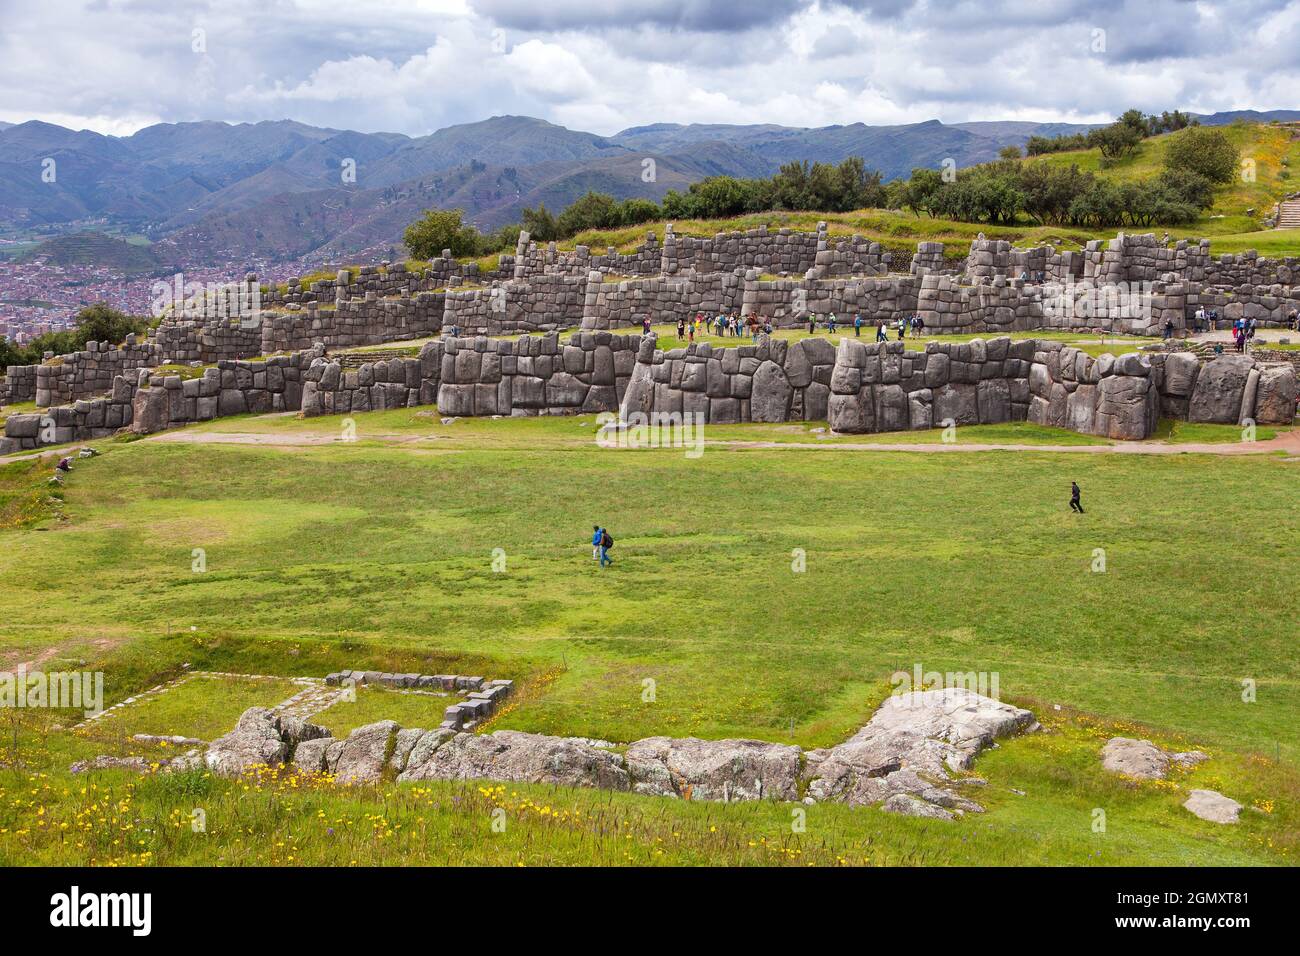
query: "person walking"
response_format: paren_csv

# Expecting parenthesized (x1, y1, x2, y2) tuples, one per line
(591, 526, 603, 561)
(599, 527, 614, 567)
(827, 312, 837, 334)
(853, 313, 862, 337)
(876, 322, 888, 343)
(642, 315, 652, 335)
(1070, 481, 1084, 514)
(676, 317, 686, 340)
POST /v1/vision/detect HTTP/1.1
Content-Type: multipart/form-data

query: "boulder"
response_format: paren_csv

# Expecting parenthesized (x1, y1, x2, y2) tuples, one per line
(1253, 365, 1297, 424)
(804, 688, 1035, 812)
(333, 720, 399, 784)
(205, 708, 290, 775)
(1183, 789, 1242, 824)
(1188, 355, 1254, 424)
(1100, 737, 1168, 780)
(398, 730, 630, 790)
(624, 737, 801, 802)
(749, 361, 792, 422)
(130, 388, 169, 435)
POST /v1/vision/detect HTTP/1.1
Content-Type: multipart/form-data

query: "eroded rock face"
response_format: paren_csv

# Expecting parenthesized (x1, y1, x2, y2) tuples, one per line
(802, 688, 1036, 816)
(333, 720, 398, 785)
(205, 708, 295, 775)
(399, 730, 630, 791)
(73, 691, 1038, 820)
(624, 737, 801, 802)
(1100, 737, 1209, 780)
(1253, 365, 1297, 424)
(1188, 355, 1254, 424)
(1100, 737, 1169, 780)
(1183, 789, 1242, 824)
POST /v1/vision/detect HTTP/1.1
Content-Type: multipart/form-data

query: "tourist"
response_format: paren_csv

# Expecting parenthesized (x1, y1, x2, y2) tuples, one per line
(1289, 308, 1299, 331)
(1163, 318, 1174, 341)
(677, 317, 686, 340)
(828, 312, 837, 334)
(914, 313, 926, 334)
(599, 527, 614, 567)
(1194, 307, 1205, 333)
(876, 322, 888, 343)
(688, 322, 695, 343)
(808, 313, 816, 335)
(56, 457, 73, 473)
(897, 318, 906, 340)
(1070, 481, 1084, 514)
(853, 313, 863, 337)
(591, 526, 603, 561)
(642, 316, 652, 335)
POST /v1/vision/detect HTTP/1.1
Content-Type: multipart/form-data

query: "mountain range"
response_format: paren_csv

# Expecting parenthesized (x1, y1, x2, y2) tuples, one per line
(4, 109, 1297, 268)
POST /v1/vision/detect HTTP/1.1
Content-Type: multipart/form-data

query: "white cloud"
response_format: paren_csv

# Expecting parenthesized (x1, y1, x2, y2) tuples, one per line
(0, 0, 1295, 137)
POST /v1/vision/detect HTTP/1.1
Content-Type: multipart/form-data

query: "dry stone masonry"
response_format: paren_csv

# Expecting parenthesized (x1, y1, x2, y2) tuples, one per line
(4, 227, 1299, 455)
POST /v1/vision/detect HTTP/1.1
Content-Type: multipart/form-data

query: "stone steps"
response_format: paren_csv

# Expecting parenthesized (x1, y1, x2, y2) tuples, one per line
(336, 348, 421, 368)
(1278, 200, 1300, 229)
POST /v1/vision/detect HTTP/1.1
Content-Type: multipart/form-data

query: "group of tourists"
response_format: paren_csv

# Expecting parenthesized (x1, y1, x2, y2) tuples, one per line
(1230, 316, 1258, 353)
(673, 312, 773, 342)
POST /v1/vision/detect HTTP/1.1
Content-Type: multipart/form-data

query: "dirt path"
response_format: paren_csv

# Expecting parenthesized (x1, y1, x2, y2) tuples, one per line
(133, 426, 1300, 457)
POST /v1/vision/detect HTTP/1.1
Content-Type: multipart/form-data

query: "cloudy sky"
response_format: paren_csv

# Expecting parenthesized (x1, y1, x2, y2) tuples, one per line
(1, 0, 1297, 137)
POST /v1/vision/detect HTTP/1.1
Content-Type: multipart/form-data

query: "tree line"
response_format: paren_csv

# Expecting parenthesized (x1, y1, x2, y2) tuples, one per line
(1, 304, 150, 374)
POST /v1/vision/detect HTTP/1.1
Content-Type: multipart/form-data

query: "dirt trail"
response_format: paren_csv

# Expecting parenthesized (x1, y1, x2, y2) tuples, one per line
(135, 427, 1300, 457)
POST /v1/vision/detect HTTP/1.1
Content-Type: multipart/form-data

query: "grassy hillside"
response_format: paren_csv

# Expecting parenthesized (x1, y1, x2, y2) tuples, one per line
(17, 231, 163, 273)
(0, 414, 1296, 865)
(1035, 121, 1300, 236)
(521, 122, 1300, 264)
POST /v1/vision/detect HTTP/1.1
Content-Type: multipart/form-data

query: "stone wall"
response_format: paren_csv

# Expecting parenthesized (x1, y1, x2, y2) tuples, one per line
(432, 331, 639, 417)
(583, 271, 743, 330)
(619, 333, 1172, 440)
(1, 373, 137, 452)
(443, 274, 587, 336)
(1, 364, 38, 405)
(35, 336, 159, 407)
(130, 349, 322, 435)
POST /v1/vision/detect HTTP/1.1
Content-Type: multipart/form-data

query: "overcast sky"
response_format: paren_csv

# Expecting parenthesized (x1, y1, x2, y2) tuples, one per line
(1, 0, 1297, 137)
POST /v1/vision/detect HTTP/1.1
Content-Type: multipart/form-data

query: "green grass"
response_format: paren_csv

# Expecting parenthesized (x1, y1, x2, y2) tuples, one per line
(76, 675, 302, 743)
(1, 411, 1297, 865)
(309, 685, 453, 737)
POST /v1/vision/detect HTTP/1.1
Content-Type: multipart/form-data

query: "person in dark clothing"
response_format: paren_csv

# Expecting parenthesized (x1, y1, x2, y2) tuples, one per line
(599, 527, 614, 567)
(1070, 481, 1084, 514)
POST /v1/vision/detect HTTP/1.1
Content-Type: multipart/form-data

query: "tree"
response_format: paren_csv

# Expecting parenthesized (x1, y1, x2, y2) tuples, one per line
(1163, 126, 1238, 184)
(555, 191, 620, 236)
(1087, 122, 1143, 160)
(615, 198, 661, 227)
(520, 204, 559, 242)
(404, 208, 480, 259)
(999, 145, 1023, 161)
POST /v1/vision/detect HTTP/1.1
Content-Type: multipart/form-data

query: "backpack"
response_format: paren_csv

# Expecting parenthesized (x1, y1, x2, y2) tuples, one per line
(601, 531, 613, 549)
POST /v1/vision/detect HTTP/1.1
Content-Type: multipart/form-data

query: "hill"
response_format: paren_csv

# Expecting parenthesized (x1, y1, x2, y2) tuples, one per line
(16, 231, 165, 273)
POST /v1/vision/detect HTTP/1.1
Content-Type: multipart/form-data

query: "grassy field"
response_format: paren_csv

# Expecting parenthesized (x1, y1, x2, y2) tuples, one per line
(0, 408, 1297, 866)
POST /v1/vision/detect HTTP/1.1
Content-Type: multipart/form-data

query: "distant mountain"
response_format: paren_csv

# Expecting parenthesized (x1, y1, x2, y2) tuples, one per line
(1195, 109, 1300, 125)
(1, 109, 1294, 266)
